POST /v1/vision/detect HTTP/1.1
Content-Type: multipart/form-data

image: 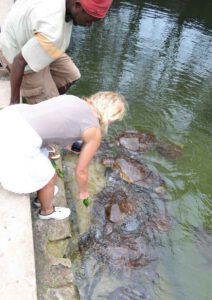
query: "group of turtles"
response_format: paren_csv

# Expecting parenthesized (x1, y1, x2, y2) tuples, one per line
(70, 131, 182, 299)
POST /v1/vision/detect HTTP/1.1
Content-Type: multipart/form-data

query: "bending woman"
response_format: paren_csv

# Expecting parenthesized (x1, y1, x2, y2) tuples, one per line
(0, 92, 126, 220)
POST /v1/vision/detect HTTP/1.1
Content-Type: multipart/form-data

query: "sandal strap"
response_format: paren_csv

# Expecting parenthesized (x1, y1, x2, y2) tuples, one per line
(39, 206, 55, 216)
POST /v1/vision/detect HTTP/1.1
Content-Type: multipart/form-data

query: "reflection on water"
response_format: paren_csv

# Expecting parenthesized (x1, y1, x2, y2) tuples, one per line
(66, 0, 212, 299)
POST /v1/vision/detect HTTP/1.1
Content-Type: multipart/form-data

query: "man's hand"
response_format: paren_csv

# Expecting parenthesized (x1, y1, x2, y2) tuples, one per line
(10, 52, 27, 105)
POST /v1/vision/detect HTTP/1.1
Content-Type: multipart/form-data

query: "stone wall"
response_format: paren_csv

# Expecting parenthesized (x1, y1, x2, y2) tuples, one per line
(31, 157, 79, 300)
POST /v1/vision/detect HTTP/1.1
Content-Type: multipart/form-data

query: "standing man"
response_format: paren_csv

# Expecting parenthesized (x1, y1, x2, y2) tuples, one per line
(0, 0, 113, 105)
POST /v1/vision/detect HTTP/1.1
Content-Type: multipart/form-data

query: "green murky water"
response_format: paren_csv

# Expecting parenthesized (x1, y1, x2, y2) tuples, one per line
(66, 0, 212, 299)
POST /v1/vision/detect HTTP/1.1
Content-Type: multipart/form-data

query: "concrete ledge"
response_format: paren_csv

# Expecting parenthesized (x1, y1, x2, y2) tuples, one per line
(0, 69, 37, 299)
(0, 187, 37, 299)
(0, 2, 37, 299)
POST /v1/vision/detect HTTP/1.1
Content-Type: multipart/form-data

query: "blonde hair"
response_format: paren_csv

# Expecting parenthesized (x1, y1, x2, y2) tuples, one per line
(85, 91, 126, 133)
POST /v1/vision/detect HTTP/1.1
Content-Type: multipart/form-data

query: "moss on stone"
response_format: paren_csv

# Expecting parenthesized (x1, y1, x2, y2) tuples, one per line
(47, 239, 69, 258)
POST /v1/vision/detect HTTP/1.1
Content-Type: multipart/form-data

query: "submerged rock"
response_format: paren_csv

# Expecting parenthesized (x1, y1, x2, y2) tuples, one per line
(120, 216, 140, 234)
(108, 204, 123, 223)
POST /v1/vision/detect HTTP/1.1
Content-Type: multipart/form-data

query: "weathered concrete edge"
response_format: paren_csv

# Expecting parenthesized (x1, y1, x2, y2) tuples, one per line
(0, 1, 37, 299)
(0, 189, 37, 300)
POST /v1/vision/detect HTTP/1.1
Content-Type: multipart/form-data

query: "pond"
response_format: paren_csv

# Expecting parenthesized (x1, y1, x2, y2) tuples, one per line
(65, 0, 212, 299)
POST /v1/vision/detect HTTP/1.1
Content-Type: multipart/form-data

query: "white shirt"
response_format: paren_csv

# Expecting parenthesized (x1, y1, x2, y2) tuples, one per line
(0, 0, 72, 72)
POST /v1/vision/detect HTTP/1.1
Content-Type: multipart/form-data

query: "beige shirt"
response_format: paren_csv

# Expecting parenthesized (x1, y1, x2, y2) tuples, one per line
(15, 95, 100, 147)
(0, 0, 72, 72)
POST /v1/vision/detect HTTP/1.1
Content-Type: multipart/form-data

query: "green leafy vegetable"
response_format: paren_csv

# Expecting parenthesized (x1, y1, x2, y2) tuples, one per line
(51, 159, 64, 180)
(83, 197, 91, 207)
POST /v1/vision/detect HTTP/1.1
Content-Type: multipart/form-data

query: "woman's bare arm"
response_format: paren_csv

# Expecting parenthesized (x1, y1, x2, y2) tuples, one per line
(75, 127, 101, 200)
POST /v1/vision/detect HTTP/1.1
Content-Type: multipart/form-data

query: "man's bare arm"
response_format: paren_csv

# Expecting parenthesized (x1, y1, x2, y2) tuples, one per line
(10, 52, 27, 104)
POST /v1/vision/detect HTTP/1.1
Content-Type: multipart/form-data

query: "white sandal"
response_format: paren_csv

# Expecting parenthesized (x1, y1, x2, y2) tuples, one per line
(38, 207, 71, 220)
(47, 145, 60, 160)
(33, 185, 59, 208)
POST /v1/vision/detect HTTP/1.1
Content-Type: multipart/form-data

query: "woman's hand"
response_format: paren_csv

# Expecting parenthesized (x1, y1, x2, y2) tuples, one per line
(78, 192, 92, 207)
(79, 191, 89, 201)
(75, 127, 101, 200)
